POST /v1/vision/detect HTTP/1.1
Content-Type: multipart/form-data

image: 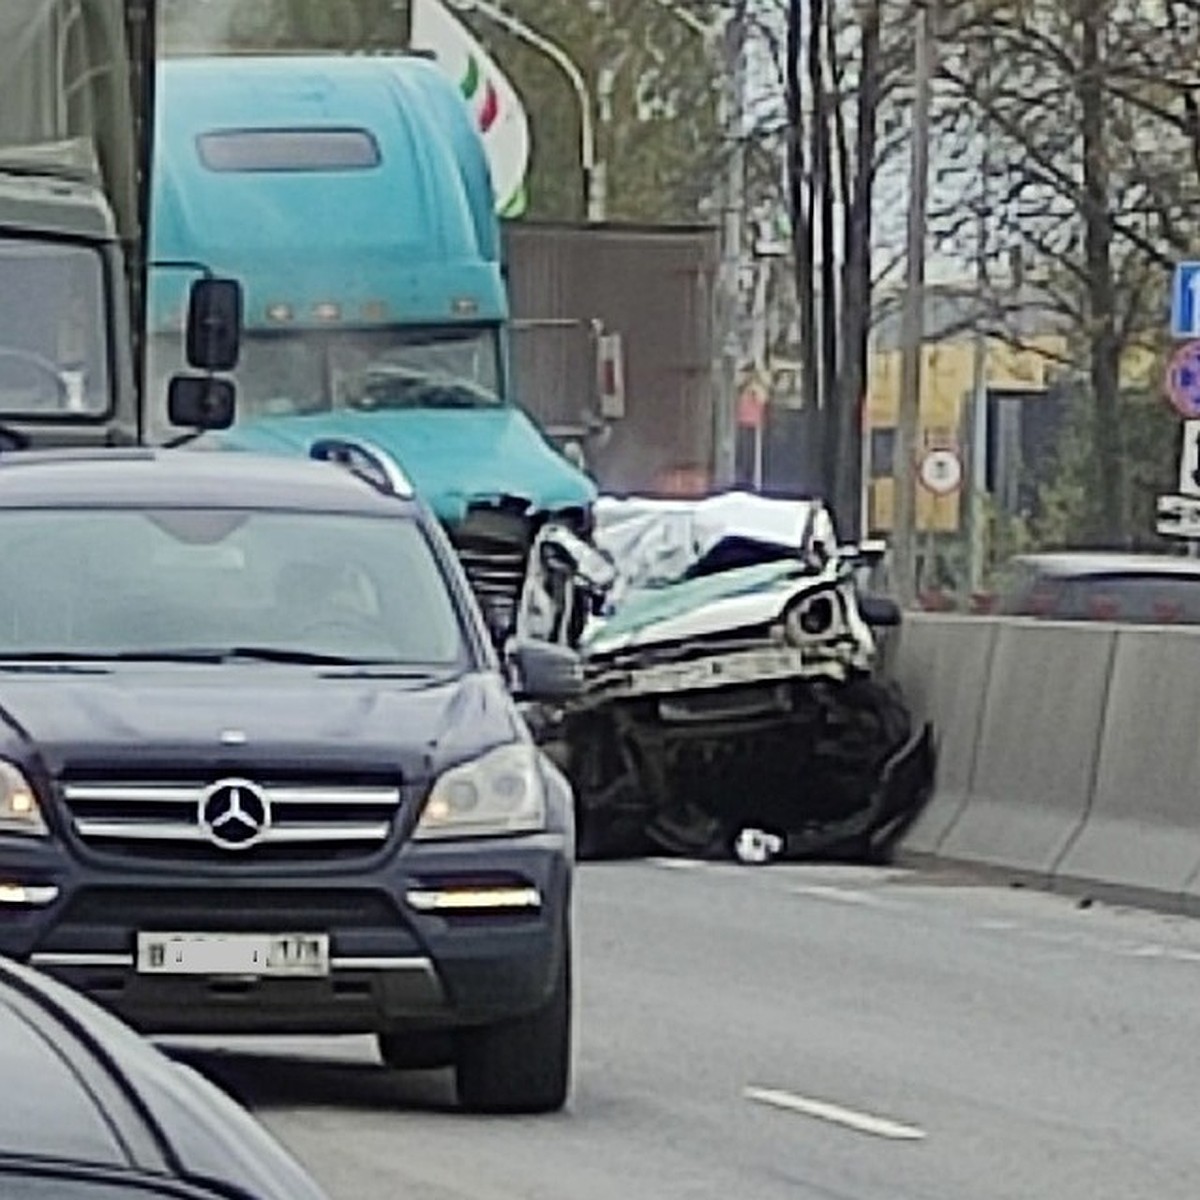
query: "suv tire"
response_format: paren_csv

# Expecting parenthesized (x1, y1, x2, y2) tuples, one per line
(454, 933, 572, 1114)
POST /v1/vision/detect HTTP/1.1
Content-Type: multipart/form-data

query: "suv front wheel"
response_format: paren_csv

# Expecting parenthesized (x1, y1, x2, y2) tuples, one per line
(453, 934, 572, 1114)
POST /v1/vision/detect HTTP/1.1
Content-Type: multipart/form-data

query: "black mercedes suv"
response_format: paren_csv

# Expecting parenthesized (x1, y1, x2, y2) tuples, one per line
(0, 440, 581, 1114)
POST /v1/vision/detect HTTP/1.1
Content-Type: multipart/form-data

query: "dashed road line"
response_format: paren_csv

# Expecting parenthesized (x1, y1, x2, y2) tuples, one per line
(790, 884, 893, 908)
(744, 1086, 926, 1141)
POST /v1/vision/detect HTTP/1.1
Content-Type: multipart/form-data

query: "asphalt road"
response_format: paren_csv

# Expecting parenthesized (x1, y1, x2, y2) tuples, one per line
(166, 861, 1200, 1200)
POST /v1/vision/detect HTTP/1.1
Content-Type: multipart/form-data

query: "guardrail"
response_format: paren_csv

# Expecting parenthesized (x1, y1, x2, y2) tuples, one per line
(891, 612, 1200, 913)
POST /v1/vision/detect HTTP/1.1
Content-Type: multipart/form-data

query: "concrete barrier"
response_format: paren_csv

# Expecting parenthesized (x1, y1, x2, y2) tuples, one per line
(891, 614, 998, 853)
(1054, 628, 1200, 907)
(936, 621, 1117, 879)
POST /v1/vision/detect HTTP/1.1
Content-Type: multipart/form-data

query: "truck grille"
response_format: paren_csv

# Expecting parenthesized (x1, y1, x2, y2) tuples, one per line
(61, 779, 403, 864)
(454, 544, 529, 634)
(449, 505, 534, 638)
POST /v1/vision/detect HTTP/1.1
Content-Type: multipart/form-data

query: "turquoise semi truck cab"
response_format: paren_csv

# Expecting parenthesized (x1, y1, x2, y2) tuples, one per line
(147, 54, 597, 637)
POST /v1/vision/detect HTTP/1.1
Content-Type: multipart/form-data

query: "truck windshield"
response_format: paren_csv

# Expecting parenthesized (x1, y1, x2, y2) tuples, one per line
(146, 324, 504, 436)
(0, 508, 467, 667)
(0, 237, 110, 417)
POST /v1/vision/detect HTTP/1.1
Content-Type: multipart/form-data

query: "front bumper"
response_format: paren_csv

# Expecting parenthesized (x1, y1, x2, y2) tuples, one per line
(582, 643, 865, 703)
(0, 834, 571, 1036)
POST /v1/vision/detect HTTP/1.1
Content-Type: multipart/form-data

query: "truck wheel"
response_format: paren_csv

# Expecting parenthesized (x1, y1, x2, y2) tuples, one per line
(454, 936, 571, 1114)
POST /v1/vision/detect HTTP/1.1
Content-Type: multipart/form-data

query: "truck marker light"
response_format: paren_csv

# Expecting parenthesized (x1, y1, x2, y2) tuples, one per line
(313, 302, 342, 321)
(452, 297, 479, 316)
(361, 301, 388, 321)
(266, 303, 294, 323)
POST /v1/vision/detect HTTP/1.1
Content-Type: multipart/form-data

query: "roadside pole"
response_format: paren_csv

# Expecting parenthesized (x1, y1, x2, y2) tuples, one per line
(713, 0, 746, 489)
(893, 3, 933, 606)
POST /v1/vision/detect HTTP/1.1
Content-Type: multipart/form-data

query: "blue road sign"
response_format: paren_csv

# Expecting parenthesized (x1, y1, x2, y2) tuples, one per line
(1165, 340, 1200, 418)
(1172, 262, 1200, 337)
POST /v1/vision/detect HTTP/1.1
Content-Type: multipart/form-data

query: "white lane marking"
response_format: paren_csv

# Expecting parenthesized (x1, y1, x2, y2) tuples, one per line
(648, 857, 706, 871)
(744, 1086, 926, 1141)
(790, 884, 890, 908)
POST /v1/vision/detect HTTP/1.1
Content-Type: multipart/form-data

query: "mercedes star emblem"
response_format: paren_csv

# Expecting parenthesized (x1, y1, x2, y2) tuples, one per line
(199, 778, 271, 851)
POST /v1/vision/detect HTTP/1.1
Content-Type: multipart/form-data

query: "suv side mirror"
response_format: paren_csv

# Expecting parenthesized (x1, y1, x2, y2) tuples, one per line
(510, 640, 584, 703)
(168, 375, 235, 431)
(859, 594, 902, 627)
(186, 277, 243, 372)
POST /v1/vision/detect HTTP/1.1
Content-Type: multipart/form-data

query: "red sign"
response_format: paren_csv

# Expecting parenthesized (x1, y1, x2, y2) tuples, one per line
(1165, 340, 1200, 418)
(737, 383, 768, 431)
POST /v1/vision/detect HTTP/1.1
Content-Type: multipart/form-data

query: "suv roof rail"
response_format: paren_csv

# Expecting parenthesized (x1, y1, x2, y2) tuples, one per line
(309, 438, 413, 499)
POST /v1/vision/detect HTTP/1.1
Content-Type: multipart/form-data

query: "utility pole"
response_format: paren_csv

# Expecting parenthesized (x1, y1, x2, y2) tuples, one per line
(965, 31, 991, 596)
(713, 0, 746, 489)
(893, 3, 933, 607)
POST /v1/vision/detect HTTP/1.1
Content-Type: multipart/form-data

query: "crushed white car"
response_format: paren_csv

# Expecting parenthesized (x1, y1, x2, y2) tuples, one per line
(518, 493, 934, 862)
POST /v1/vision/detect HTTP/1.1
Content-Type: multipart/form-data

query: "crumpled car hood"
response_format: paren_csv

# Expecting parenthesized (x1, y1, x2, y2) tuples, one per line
(584, 559, 828, 654)
(577, 492, 865, 660)
(212, 407, 597, 524)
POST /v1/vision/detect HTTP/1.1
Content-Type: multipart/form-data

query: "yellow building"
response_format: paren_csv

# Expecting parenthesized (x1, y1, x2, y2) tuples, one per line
(864, 320, 1092, 533)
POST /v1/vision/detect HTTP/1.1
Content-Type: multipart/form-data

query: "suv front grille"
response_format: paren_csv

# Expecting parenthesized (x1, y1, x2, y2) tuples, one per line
(62, 780, 403, 864)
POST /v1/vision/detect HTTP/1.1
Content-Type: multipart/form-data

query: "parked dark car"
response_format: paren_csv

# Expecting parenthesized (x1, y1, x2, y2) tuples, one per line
(995, 552, 1200, 624)
(0, 953, 328, 1199)
(0, 441, 579, 1114)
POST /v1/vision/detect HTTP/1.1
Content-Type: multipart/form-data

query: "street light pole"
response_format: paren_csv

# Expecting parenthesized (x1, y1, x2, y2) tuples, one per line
(893, 3, 933, 607)
(450, 0, 603, 222)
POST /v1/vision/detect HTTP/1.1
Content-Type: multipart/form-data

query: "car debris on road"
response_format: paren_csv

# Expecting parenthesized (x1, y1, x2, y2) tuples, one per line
(516, 492, 935, 864)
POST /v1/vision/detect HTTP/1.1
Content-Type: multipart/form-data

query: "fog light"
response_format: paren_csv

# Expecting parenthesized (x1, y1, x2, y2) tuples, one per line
(406, 886, 542, 913)
(0, 883, 59, 907)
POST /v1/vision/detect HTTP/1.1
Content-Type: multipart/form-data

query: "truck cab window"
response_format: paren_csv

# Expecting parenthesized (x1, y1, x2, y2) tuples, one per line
(0, 238, 109, 417)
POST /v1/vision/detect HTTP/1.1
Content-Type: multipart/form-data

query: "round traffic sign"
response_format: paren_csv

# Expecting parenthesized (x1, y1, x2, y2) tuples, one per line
(1166, 340, 1200, 418)
(918, 446, 963, 496)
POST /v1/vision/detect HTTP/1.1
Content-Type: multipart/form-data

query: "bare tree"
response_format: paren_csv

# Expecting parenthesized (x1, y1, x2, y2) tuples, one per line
(930, 0, 1200, 546)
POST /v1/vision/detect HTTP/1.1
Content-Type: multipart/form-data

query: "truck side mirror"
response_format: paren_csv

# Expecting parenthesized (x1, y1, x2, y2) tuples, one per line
(186, 277, 243, 372)
(168, 375, 235, 431)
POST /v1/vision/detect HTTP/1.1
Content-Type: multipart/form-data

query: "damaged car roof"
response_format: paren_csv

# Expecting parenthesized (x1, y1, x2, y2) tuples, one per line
(594, 492, 839, 589)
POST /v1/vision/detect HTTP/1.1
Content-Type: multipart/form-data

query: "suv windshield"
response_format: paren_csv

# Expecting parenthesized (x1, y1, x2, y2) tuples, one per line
(0, 508, 465, 666)
(0, 238, 110, 417)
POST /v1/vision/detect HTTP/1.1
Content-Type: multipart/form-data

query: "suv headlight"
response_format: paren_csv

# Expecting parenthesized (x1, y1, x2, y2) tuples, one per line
(414, 744, 546, 841)
(783, 587, 843, 645)
(0, 761, 46, 837)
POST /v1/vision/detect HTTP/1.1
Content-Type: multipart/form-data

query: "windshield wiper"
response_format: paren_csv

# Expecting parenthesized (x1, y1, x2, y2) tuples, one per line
(320, 666, 448, 680)
(0, 648, 382, 667)
(352, 372, 501, 411)
(175, 646, 389, 666)
(0, 650, 220, 663)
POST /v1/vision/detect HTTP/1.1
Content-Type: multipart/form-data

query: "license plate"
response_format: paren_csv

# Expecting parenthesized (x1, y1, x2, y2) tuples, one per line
(135, 932, 330, 978)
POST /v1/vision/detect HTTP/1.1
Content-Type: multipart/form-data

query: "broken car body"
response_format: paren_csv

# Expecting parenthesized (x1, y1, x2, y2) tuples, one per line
(520, 493, 934, 862)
